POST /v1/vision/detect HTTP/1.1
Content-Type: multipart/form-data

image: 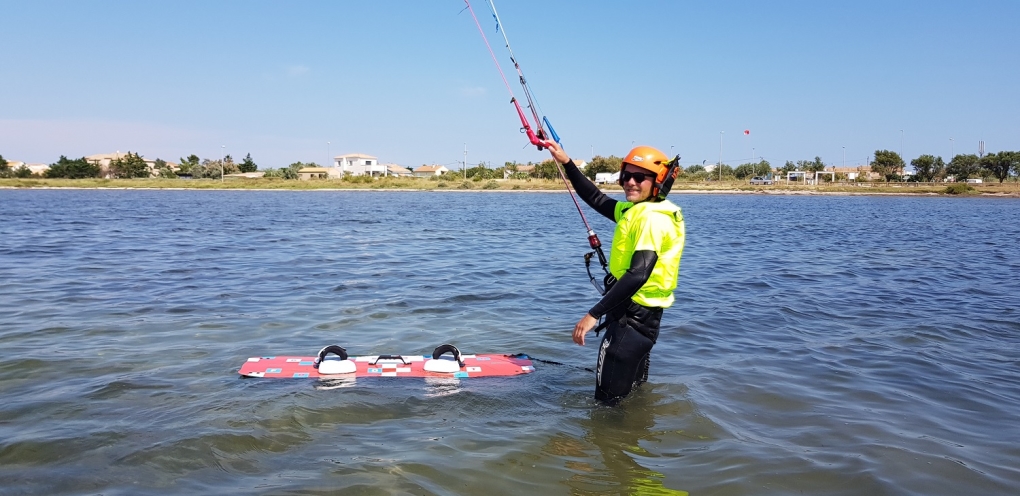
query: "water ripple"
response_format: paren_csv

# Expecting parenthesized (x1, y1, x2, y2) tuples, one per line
(0, 190, 1018, 494)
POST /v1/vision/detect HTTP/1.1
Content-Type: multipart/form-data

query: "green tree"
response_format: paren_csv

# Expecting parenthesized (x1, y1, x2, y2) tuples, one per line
(491, 165, 506, 178)
(683, 169, 710, 181)
(13, 164, 33, 178)
(239, 153, 258, 173)
(109, 152, 151, 178)
(708, 164, 733, 179)
(871, 150, 905, 181)
(465, 162, 491, 180)
(178, 154, 200, 175)
(153, 158, 177, 178)
(225, 158, 243, 177)
(283, 161, 310, 180)
(502, 161, 529, 180)
(781, 160, 798, 173)
(685, 164, 706, 174)
(45, 156, 101, 179)
(797, 156, 826, 173)
(910, 154, 944, 182)
(0, 154, 9, 177)
(584, 155, 622, 180)
(534, 159, 560, 180)
(981, 151, 1020, 183)
(946, 154, 981, 181)
(193, 158, 240, 179)
(466, 162, 497, 180)
(734, 163, 754, 179)
(734, 160, 772, 179)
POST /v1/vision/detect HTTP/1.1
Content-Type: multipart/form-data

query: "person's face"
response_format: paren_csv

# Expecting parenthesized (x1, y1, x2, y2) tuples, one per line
(620, 164, 654, 202)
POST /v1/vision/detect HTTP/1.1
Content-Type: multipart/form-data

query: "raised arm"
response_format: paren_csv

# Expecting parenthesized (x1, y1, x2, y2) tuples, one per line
(547, 141, 617, 221)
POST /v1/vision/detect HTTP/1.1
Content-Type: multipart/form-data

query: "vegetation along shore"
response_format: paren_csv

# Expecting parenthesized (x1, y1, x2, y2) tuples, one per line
(2, 150, 1017, 197)
(2, 176, 1018, 197)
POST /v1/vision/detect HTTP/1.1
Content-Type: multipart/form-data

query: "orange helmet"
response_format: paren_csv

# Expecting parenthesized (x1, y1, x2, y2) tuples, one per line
(621, 146, 679, 200)
(622, 146, 670, 182)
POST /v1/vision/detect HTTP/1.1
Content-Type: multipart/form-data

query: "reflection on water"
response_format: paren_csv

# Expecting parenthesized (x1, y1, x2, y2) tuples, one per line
(568, 387, 694, 495)
(1, 189, 1019, 494)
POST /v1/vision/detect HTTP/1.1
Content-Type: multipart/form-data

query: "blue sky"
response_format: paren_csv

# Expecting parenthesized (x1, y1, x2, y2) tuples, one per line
(2, 0, 1017, 171)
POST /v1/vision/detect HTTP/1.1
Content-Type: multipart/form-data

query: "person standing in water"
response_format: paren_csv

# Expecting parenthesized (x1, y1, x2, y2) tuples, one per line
(547, 142, 686, 404)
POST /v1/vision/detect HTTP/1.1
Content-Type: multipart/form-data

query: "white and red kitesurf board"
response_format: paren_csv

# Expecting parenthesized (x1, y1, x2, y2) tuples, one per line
(239, 354, 535, 379)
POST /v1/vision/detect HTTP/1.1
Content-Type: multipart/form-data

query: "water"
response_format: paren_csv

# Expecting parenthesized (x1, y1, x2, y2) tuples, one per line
(1, 189, 1018, 495)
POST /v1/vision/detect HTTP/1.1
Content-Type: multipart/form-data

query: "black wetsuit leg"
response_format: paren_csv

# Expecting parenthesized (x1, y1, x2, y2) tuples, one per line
(595, 301, 662, 404)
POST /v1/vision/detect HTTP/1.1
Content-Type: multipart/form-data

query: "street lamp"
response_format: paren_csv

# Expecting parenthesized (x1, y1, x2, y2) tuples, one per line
(843, 146, 845, 168)
(221, 145, 225, 182)
(719, 131, 724, 181)
(950, 137, 954, 158)
(327, 141, 330, 168)
(900, 130, 905, 181)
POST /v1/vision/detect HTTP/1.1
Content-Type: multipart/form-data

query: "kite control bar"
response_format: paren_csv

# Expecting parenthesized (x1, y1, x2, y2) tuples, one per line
(512, 97, 552, 150)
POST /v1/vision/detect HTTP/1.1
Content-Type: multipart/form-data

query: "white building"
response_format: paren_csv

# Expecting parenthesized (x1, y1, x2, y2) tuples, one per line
(334, 153, 387, 177)
(413, 165, 449, 178)
(85, 151, 175, 177)
(3, 161, 49, 175)
(385, 164, 413, 177)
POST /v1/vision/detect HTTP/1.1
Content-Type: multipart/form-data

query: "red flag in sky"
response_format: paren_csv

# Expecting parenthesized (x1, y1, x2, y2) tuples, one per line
(744, 130, 750, 135)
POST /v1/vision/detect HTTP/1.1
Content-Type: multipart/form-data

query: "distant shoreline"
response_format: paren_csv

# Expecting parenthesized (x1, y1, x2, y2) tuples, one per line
(2, 178, 1018, 197)
(3, 187, 1018, 198)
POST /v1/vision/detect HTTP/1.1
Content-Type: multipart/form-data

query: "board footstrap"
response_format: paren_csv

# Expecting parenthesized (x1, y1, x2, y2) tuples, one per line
(239, 344, 535, 379)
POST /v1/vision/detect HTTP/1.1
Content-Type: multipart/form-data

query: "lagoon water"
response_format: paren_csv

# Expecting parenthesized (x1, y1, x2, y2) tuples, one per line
(1, 188, 1019, 495)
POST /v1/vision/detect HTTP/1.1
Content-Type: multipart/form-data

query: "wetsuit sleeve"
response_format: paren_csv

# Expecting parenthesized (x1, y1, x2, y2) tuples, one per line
(588, 250, 658, 318)
(563, 159, 616, 221)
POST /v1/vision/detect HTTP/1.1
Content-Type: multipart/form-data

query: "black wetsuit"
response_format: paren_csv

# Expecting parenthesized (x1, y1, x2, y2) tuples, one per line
(562, 160, 662, 404)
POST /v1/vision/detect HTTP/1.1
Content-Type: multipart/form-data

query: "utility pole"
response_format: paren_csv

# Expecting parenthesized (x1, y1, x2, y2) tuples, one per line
(463, 143, 468, 179)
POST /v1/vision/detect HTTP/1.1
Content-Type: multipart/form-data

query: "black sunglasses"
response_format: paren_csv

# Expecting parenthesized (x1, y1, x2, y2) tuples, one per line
(619, 169, 654, 184)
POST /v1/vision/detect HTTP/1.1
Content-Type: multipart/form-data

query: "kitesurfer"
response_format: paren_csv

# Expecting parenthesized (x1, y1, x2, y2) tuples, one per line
(547, 142, 686, 405)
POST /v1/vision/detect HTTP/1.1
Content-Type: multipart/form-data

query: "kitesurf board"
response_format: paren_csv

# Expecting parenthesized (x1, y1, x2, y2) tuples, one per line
(239, 353, 535, 379)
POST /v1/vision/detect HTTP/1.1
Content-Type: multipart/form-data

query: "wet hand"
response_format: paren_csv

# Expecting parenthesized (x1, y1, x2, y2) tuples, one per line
(573, 314, 598, 346)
